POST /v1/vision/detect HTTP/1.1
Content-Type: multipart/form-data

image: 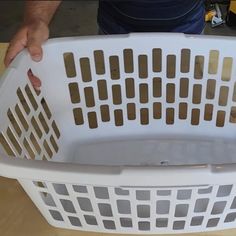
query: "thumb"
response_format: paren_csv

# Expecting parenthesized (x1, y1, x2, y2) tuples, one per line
(26, 22, 49, 62)
(27, 37, 43, 62)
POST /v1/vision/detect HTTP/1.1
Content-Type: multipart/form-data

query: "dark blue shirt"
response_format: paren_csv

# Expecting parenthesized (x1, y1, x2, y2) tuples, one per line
(98, 0, 205, 34)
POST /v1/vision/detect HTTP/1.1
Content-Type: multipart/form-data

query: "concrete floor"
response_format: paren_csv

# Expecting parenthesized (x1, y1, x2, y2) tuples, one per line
(0, 1, 98, 42)
(1, 1, 236, 42)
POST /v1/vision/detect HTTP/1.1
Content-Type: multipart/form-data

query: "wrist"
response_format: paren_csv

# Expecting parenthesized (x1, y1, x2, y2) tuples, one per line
(23, 18, 49, 27)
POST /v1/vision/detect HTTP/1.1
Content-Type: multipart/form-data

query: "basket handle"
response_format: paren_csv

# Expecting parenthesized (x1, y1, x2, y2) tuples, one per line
(1, 151, 236, 187)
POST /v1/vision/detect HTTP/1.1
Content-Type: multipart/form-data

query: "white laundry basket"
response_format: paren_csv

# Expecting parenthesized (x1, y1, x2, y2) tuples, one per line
(1, 33, 236, 234)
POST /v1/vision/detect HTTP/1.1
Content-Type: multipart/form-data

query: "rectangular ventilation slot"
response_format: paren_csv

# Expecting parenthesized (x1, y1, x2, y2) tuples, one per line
(43, 140, 53, 158)
(230, 107, 236, 123)
(179, 78, 189, 98)
(166, 83, 175, 103)
(52, 121, 60, 139)
(120, 218, 132, 228)
(94, 50, 105, 75)
(198, 186, 213, 195)
(69, 83, 80, 104)
(139, 55, 148, 79)
(84, 87, 95, 107)
(31, 117, 42, 138)
(60, 199, 76, 213)
(23, 138, 35, 159)
(156, 218, 168, 228)
(179, 103, 187, 120)
(153, 77, 162, 97)
(192, 84, 202, 104)
(77, 197, 93, 211)
(140, 84, 148, 103)
(167, 55, 176, 78)
(191, 109, 200, 125)
(204, 104, 213, 121)
(100, 105, 110, 122)
(15, 104, 29, 131)
(156, 200, 170, 214)
(194, 56, 204, 79)
(88, 112, 98, 129)
(153, 102, 162, 119)
(6, 128, 22, 155)
(173, 221, 185, 230)
(110, 56, 120, 80)
(153, 48, 162, 72)
(39, 113, 49, 134)
(123, 49, 133, 73)
(139, 222, 150, 231)
(99, 203, 113, 217)
(63, 52, 76, 78)
(97, 80, 108, 100)
(114, 109, 123, 126)
(94, 186, 109, 199)
(73, 108, 84, 125)
(191, 216, 204, 226)
(125, 78, 135, 98)
(233, 83, 236, 102)
(137, 205, 150, 218)
(50, 135, 59, 153)
(194, 198, 209, 213)
(41, 98, 52, 120)
(7, 109, 21, 136)
(140, 108, 149, 125)
(30, 133, 41, 155)
(208, 50, 219, 74)
(216, 111, 225, 127)
(166, 108, 174, 125)
(222, 57, 233, 81)
(84, 215, 97, 225)
(181, 49, 190, 73)
(219, 86, 229, 106)
(0, 133, 15, 156)
(25, 85, 38, 110)
(207, 218, 219, 228)
(117, 200, 131, 214)
(49, 210, 63, 221)
(206, 79, 216, 99)
(17, 88, 30, 114)
(175, 204, 189, 217)
(80, 58, 92, 82)
(127, 103, 136, 120)
(211, 201, 226, 215)
(112, 85, 122, 105)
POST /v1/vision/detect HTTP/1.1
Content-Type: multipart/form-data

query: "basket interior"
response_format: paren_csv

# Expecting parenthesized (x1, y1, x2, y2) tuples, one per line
(1, 35, 236, 166)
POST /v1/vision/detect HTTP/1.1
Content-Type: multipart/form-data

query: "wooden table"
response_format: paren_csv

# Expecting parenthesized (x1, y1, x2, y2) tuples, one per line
(0, 43, 235, 236)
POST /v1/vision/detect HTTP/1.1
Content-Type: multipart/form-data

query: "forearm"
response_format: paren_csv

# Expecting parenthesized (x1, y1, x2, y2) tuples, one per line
(24, 1, 62, 25)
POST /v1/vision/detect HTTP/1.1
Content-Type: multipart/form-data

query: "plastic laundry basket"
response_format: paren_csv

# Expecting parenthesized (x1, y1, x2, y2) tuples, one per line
(1, 33, 236, 234)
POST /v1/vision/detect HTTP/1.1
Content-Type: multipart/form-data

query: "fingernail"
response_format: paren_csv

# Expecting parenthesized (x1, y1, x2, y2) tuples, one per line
(32, 54, 41, 61)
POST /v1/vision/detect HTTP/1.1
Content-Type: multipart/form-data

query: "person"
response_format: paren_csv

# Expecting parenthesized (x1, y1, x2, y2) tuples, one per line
(4, 0, 205, 67)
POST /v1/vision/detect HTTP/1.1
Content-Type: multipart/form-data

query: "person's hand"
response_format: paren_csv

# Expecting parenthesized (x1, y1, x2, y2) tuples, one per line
(4, 20, 48, 90)
(4, 20, 49, 67)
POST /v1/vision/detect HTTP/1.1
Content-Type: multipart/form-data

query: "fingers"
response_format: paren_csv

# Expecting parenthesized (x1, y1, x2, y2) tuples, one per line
(4, 21, 49, 67)
(27, 23, 49, 62)
(28, 69, 42, 91)
(4, 29, 27, 67)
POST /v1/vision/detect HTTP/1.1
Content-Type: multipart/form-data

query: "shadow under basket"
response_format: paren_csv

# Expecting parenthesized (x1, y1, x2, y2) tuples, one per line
(1, 33, 236, 234)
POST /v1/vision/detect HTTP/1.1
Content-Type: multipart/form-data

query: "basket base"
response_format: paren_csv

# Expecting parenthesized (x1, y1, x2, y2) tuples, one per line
(69, 137, 236, 166)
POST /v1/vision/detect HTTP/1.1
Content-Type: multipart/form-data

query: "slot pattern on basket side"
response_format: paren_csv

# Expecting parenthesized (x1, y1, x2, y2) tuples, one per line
(29, 181, 236, 233)
(0, 83, 60, 160)
(63, 49, 236, 129)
